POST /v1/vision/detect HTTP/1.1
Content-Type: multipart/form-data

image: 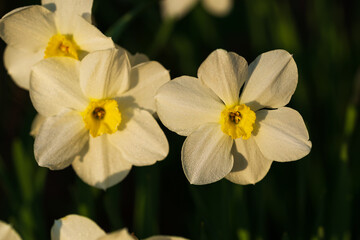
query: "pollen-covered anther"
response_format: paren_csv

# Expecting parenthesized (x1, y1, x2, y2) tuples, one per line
(92, 107, 106, 120)
(82, 99, 121, 137)
(220, 104, 256, 140)
(229, 111, 242, 124)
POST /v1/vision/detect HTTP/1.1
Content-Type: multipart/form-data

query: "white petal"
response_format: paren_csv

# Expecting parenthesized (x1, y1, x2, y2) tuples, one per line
(161, 0, 198, 19)
(98, 229, 133, 240)
(155, 76, 224, 136)
(30, 57, 88, 117)
(80, 49, 131, 99)
(0, 221, 21, 240)
(65, 15, 114, 53)
(122, 61, 170, 114)
(30, 114, 46, 137)
(43, 0, 93, 24)
(0, 5, 56, 52)
(115, 45, 149, 66)
(226, 137, 272, 185)
(34, 110, 89, 170)
(145, 237, 188, 240)
(72, 135, 132, 190)
(253, 107, 311, 162)
(51, 214, 106, 240)
(4, 46, 43, 90)
(108, 108, 168, 166)
(239, 49, 298, 111)
(182, 123, 233, 185)
(202, 0, 233, 16)
(129, 53, 150, 66)
(198, 49, 248, 106)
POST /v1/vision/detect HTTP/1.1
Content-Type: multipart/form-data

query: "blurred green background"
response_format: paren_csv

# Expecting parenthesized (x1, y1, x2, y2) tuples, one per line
(0, 0, 360, 239)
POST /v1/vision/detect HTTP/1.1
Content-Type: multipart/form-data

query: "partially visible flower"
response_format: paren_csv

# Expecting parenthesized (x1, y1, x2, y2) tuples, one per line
(0, 221, 21, 240)
(0, 0, 114, 89)
(161, 0, 233, 19)
(30, 48, 170, 189)
(51, 214, 188, 240)
(155, 49, 311, 185)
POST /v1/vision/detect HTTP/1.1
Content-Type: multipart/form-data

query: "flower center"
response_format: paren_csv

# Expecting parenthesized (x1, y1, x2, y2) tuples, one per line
(82, 99, 122, 137)
(44, 34, 80, 59)
(92, 107, 106, 120)
(220, 104, 256, 139)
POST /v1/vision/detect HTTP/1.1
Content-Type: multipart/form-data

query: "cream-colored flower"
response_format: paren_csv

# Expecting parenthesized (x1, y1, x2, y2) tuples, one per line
(30, 48, 170, 189)
(51, 214, 188, 240)
(161, 0, 233, 19)
(0, 0, 114, 89)
(29, 46, 149, 137)
(0, 221, 21, 240)
(155, 49, 312, 185)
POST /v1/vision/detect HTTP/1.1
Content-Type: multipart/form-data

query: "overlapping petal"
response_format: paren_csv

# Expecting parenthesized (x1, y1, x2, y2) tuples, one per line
(59, 14, 114, 53)
(253, 107, 311, 162)
(239, 50, 298, 111)
(72, 134, 132, 190)
(122, 61, 170, 114)
(34, 110, 89, 170)
(182, 123, 234, 184)
(80, 49, 130, 99)
(0, 5, 56, 52)
(0, 221, 21, 240)
(51, 215, 106, 240)
(42, 0, 93, 24)
(30, 114, 46, 137)
(198, 49, 248, 106)
(109, 109, 168, 166)
(30, 57, 88, 116)
(116, 45, 149, 66)
(226, 137, 272, 185)
(202, 0, 233, 17)
(155, 76, 224, 136)
(4, 46, 43, 90)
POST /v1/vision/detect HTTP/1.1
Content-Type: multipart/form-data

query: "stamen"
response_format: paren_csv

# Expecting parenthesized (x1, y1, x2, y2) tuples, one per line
(92, 107, 106, 120)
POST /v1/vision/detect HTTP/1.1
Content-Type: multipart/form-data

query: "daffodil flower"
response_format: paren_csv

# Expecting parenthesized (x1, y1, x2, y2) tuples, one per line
(29, 46, 150, 137)
(155, 49, 312, 185)
(51, 214, 188, 240)
(30, 48, 170, 189)
(0, 0, 114, 89)
(161, 0, 233, 19)
(0, 221, 21, 240)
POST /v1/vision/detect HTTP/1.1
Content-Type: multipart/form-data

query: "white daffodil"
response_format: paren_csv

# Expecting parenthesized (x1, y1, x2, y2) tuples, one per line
(30, 48, 170, 189)
(155, 49, 312, 185)
(29, 46, 149, 137)
(51, 214, 188, 240)
(0, 221, 21, 240)
(161, 0, 233, 19)
(0, 0, 114, 89)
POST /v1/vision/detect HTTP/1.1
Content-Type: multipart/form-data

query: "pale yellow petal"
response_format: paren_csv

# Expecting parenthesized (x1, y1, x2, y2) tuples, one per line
(51, 214, 106, 240)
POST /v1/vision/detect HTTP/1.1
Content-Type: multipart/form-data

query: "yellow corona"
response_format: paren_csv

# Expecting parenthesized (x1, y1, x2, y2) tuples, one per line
(44, 34, 80, 59)
(220, 104, 256, 139)
(82, 99, 122, 137)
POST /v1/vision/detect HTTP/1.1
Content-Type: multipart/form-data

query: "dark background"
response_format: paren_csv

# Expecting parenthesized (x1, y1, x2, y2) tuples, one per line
(0, 0, 360, 239)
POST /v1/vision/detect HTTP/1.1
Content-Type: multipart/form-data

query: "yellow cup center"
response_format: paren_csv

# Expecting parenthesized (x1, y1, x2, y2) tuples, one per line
(220, 104, 256, 139)
(44, 34, 80, 59)
(82, 99, 122, 137)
